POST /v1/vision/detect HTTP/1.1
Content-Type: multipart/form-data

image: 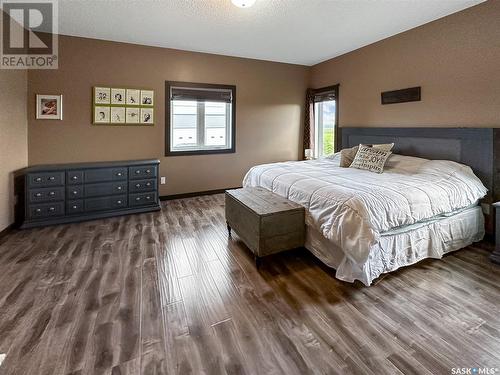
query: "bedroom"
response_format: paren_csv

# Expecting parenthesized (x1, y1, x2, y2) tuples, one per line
(0, 0, 499, 373)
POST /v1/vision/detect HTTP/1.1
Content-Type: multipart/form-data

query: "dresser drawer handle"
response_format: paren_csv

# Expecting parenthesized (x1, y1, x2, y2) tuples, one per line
(72, 205, 78, 209)
(117, 172, 123, 177)
(48, 176, 55, 181)
(135, 170, 141, 174)
(72, 190, 78, 195)
(117, 186, 122, 190)
(146, 169, 151, 174)
(35, 177, 42, 182)
(72, 176, 78, 180)
(135, 197, 141, 201)
(49, 207, 56, 212)
(35, 208, 41, 213)
(135, 184, 141, 188)
(35, 192, 42, 197)
(117, 200, 122, 204)
(146, 182, 151, 187)
(146, 196, 151, 200)
(49, 191, 56, 196)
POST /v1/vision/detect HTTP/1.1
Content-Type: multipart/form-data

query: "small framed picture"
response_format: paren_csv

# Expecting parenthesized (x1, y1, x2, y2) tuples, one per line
(111, 88, 126, 105)
(94, 106, 110, 123)
(126, 89, 140, 105)
(140, 108, 154, 124)
(111, 107, 125, 124)
(140, 90, 154, 106)
(94, 87, 111, 104)
(36, 94, 63, 120)
(126, 107, 140, 123)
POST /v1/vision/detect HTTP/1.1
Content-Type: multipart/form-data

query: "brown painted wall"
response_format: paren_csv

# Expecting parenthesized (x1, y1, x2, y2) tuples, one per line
(0, 70, 28, 231)
(28, 36, 309, 195)
(310, 0, 500, 128)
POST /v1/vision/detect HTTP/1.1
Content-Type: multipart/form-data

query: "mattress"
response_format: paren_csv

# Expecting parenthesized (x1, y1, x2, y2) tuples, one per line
(243, 153, 488, 285)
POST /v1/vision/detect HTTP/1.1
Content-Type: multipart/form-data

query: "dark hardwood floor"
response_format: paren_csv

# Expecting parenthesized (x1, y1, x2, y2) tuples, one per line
(0, 194, 499, 374)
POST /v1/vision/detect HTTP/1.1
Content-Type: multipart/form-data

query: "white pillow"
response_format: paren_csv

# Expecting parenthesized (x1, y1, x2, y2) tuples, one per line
(384, 154, 429, 171)
(350, 144, 392, 173)
(371, 142, 395, 151)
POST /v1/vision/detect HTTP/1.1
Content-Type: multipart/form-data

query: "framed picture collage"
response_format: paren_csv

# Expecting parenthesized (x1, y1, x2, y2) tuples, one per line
(93, 87, 154, 125)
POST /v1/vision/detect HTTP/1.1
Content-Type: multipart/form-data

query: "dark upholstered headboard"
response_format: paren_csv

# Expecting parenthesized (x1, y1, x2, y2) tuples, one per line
(340, 127, 500, 201)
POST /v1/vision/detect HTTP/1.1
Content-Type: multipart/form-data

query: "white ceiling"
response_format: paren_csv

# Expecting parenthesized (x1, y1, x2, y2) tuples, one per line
(57, 0, 484, 66)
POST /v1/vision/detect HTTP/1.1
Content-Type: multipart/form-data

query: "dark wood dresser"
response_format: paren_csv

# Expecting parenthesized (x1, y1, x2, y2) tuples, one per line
(15, 159, 161, 229)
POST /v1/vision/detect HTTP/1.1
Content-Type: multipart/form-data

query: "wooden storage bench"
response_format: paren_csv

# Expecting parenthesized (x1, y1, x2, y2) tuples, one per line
(225, 187, 305, 266)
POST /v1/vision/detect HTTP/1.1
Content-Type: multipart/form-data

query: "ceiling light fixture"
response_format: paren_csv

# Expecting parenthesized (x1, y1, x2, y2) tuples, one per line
(231, 0, 256, 8)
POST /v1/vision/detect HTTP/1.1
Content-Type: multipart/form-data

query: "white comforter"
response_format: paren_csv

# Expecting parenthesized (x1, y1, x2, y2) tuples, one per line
(243, 154, 487, 266)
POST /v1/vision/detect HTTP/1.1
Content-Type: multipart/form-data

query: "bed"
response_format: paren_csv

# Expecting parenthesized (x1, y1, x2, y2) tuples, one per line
(242, 128, 495, 285)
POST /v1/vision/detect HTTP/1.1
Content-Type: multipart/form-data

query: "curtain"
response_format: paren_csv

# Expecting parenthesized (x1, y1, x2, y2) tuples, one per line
(304, 85, 339, 158)
(303, 88, 315, 159)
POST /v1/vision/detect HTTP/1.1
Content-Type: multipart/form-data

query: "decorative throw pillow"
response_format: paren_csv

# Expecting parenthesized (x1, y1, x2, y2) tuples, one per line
(339, 143, 394, 168)
(340, 146, 359, 167)
(349, 144, 392, 173)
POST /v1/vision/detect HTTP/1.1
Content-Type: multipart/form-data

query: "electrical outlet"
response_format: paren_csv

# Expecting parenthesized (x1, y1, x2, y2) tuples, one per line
(160, 177, 166, 185)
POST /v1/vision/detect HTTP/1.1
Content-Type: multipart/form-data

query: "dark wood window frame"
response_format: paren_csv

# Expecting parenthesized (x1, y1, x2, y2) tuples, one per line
(312, 84, 339, 154)
(165, 81, 236, 157)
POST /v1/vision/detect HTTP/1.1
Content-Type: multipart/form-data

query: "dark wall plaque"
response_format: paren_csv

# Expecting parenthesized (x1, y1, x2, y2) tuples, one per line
(381, 87, 421, 105)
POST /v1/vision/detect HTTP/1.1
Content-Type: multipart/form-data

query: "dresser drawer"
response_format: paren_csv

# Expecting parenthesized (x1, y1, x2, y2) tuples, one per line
(28, 172, 65, 188)
(67, 185, 84, 199)
(84, 195, 127, 212)
(84, 181, 127, 197)
(129, 192, 157, 207)
(129, 179, 156, 193)
(28, 187, 64, 203)
(67, 171, 84, 185)
(17, 159, 161, 228)
(28, 202, 65, 219)
(67, 200, 84, 215)
(84, 167, 128, 183)
(129, 165, 157, 180)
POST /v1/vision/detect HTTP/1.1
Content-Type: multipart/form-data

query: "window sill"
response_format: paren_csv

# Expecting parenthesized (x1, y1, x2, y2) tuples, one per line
(165, 147, 235, 157)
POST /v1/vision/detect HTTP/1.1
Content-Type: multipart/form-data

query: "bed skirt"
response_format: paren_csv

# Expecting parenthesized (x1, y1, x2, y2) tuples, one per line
(305, 205, 485, 286)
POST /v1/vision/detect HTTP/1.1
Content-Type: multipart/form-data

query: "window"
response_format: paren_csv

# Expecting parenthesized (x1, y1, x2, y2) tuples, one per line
(314, 100, 336, 157)
(312, 85, 338, 158)
(166, 81, 236, 156)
